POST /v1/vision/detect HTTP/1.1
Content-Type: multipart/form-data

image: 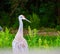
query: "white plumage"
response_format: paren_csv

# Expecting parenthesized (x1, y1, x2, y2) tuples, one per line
(12, 15, 31, 54)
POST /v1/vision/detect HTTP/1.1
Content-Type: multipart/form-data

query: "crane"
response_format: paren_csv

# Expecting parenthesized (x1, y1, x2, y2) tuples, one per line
(12, 15, 31, 54)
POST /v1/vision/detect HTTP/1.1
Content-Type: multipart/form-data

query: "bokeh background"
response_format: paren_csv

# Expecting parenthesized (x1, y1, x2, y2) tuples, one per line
(0, 0, 60, 49)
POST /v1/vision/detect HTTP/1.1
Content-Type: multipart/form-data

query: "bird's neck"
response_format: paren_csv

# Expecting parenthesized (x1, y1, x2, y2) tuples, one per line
(15, 20, 23, 39)
(19, 20, 23, 33)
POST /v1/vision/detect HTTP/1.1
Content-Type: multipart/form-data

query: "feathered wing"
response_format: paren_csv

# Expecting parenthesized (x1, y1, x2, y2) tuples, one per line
(18, 41, 29, 54)
(12, 39, 29, 54)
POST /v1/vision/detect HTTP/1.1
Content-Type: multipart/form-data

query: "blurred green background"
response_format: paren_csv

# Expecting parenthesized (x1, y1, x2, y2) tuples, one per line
(0, 0, 60, 48)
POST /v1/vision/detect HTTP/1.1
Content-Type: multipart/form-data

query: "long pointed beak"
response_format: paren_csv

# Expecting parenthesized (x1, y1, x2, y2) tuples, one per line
(25, 18, 31, 23)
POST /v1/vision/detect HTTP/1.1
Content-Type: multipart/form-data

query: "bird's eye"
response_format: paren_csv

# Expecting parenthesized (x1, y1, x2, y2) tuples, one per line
(20, 16, 22, 18)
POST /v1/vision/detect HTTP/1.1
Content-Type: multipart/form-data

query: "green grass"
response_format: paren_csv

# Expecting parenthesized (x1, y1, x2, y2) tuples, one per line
(25, 26, 60, 48)
(0, 27, 60, 49)
(25, 35, 60, 48)
(0, 27, 14, 48)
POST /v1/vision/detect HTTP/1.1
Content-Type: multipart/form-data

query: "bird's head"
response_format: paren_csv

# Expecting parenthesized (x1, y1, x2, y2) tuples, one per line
(18, 15, 31, 23)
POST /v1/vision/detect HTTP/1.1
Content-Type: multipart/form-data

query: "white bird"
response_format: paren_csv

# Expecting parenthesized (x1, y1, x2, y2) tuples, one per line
(12, 15, 31, 54)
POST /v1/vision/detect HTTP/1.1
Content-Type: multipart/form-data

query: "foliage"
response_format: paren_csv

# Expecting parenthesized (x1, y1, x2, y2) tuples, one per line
(29, 13, 40, 29)
(0, 27, 60, 48)
(0, 27, 14, 48)
(56, 25, 60, 31)
(25, 26, 60, 48)
(39, 2, 56, 27)
(0, 0, 59, 29)
(0, 11, 10, 27)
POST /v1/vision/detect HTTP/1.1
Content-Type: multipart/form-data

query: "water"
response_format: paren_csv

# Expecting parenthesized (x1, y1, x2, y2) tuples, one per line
(0, 48, 60, 54)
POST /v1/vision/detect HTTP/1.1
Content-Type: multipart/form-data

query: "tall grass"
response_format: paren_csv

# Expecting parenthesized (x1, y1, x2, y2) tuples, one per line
(25, 26, 60, 48)
(0, 27, 60, 48)
(0, 27, 14, 48)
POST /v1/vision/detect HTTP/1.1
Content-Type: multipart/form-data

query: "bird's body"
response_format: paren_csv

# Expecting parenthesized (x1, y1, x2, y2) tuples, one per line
(12, 37, 28, 54)
(12, 15, 30, 54)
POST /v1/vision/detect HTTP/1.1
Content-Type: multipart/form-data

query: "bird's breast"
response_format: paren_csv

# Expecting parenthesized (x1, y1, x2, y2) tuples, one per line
(12, 38, 28, 48)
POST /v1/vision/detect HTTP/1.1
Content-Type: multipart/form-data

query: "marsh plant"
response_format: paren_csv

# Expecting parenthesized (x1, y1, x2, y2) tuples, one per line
(0, 27, 14, 48)
(0, 27, 60, 48)
(26, 26, 60, 48)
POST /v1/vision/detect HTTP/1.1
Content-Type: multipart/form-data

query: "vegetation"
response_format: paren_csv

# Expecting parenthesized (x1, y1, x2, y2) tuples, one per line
(0, 0, 60, 28)
(0, 28, 14, 48)
(0, 27, 60, 48)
